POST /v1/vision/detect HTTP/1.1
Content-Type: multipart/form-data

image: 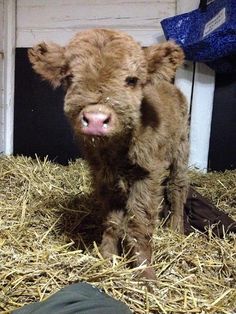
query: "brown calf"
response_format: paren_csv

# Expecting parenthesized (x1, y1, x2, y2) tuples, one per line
(29, 29, 189, 280)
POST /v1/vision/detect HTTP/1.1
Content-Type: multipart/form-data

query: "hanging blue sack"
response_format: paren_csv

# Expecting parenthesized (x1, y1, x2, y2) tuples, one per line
(161, 0, 236, 72)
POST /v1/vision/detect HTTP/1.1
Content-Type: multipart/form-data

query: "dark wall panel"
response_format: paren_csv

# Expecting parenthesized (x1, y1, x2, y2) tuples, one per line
(208, 72, 236, 171)
(14, 48, 80, 165)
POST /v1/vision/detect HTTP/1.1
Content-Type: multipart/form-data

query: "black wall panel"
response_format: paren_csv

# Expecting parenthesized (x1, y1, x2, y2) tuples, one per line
(208, 72, 236, 171)
(14, 48, 80, 165)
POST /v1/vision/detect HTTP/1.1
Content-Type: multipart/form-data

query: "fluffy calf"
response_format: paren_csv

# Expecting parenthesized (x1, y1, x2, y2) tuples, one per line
(29, 29, 189, 280)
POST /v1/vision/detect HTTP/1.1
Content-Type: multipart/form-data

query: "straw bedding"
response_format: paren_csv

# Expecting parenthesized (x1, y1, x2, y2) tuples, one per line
(0, 155, 235, 314)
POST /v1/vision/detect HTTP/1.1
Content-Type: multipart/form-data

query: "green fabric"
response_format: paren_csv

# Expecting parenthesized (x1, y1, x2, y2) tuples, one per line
(13, 283, 132, 314)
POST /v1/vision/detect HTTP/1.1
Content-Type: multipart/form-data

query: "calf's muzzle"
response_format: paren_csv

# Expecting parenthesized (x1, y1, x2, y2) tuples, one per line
(80, 111, 112, 136)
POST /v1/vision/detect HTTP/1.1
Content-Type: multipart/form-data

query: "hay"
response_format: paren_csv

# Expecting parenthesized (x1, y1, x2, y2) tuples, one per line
(0, 155, 235, 314)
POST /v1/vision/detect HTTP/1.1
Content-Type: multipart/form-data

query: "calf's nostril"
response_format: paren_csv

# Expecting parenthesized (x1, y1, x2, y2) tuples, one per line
(103, 115, 111, 129)
(81, 115, 89, 127)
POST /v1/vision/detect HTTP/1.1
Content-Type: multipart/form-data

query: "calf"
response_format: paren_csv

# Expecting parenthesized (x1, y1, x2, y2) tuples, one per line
(29, 29, 189, 280)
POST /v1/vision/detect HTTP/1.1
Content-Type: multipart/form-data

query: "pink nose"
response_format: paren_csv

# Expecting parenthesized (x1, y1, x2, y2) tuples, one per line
(81, 111, 111, 135)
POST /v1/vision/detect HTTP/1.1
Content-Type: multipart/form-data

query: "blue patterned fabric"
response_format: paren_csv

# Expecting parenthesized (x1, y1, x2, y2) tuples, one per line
(161, 0, 236, 72)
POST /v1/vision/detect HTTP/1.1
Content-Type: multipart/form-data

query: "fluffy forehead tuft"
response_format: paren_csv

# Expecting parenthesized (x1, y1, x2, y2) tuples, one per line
(65, 29, 147, 83)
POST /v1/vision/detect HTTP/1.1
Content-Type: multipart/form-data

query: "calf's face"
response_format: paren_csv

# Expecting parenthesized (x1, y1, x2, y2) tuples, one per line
(29, 29, 184, 141)
(64, 30, 147, 140)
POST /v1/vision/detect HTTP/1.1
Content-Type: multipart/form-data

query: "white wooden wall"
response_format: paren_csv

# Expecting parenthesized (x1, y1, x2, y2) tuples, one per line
(0, 0, 216, 171)
(16, 0, 176, 47)
(0, 0, 4, 153)
(0, 0, 15, 155)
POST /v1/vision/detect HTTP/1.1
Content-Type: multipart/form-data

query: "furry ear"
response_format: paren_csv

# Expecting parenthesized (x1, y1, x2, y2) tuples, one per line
(28, 42, 68, 88)
(144, 42, 184, 82)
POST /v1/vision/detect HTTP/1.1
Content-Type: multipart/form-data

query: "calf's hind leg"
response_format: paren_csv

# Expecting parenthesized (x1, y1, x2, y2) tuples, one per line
(168, 136, 189, 234)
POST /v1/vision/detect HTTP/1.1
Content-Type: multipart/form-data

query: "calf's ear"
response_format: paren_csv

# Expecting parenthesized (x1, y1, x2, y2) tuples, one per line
(144, 42, 184, 82)
(28, 42, 68, 88)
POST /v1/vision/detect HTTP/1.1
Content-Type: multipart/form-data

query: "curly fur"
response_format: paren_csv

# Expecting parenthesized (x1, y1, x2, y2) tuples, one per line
(29, 29, 189, 280)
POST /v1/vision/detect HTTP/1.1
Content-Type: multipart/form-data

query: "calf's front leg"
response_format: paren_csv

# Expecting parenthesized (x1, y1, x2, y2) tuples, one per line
(99, 210, 124, 258)
(124, 178, 164, 280)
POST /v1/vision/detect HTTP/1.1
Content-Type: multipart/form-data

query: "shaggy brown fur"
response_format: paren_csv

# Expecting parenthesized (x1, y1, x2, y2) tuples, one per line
(28, 29, 189, 280)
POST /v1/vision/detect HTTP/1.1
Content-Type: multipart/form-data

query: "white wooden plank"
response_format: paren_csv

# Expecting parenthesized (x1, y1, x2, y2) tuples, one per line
(0, 0, 3, 51)
(176, 0, 199, 13)
(16, 0, 176, 47)
(175, 61, 194, 110)
(17, 0, 176, 28)
(2, 0, 16, 155)
(188, 63, 215, 171)
(0, 0, 4, 153)
(17, 29, 166, 48)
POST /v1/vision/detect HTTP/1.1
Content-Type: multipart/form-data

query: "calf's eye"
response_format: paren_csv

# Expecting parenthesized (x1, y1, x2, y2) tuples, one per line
(62, 74, 74, 89)
(125, 76, 139, 87)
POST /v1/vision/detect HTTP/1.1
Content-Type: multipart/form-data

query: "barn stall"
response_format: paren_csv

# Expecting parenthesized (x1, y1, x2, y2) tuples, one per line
(0, 1, 235, 313)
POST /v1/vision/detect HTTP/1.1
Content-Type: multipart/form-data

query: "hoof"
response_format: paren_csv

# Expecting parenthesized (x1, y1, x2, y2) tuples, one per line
(140, 266, 156, 281)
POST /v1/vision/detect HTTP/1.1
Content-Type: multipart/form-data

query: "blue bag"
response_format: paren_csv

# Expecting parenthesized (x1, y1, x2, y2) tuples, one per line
(161, 0, 236, 72)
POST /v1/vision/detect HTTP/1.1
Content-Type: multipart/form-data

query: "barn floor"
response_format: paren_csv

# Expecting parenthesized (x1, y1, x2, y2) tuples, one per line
(0, 155, 235, 314)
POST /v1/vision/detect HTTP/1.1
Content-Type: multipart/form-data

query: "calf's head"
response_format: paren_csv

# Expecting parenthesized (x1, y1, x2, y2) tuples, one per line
(29, 29, 184, 142)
